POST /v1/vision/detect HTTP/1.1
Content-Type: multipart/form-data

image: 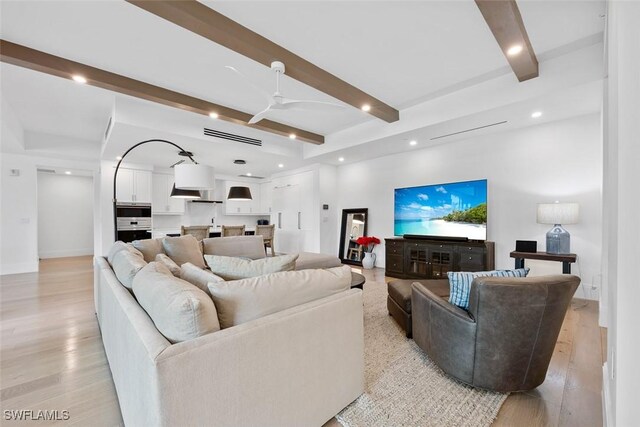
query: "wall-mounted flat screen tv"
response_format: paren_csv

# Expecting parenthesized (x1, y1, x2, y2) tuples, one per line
(394, 179, 487, 240)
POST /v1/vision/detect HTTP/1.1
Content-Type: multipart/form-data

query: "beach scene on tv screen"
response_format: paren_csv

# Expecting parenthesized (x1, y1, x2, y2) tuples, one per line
(394, 179, 487, 240)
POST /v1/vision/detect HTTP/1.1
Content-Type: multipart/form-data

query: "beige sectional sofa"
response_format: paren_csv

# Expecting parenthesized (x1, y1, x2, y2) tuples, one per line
(94, 236, 364, 426)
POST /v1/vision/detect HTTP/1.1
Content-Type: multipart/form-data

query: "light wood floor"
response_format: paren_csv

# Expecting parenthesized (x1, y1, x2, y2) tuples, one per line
(1, 257, 604, 426)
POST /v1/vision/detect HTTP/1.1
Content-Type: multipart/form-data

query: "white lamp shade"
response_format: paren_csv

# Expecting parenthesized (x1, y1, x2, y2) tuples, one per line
(174, 163, 214, 190)
(537, 202, 579, 225)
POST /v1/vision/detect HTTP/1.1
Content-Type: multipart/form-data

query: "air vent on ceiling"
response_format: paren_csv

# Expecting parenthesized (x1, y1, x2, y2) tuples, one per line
(204, 128, 262, 146)
(238, 174, 265, 179)
(104, 116, 114, 141)
(37, 168, 57, 174)
(430, 121, 508, 141)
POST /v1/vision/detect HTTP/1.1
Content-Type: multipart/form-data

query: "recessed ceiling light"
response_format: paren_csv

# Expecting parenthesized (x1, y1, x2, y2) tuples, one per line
(72, 75, 87, 84)
(289, 133, 297, 139)
(209, 112, 219, 119)
(65, 171, 72, 175)
(361, 104, 371, 112)
(116, 156, 122, 160)
(409, 140, 417, 146)
(506, 45, 523, 56)
(246, 172, 252, 177)
(278, 163, 284, 168)
(338, 157, 345, 162)
(531, 111, 543, 118)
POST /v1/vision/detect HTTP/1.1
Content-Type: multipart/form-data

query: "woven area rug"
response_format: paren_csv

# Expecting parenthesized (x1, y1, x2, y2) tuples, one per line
(337, 279, 508, 427)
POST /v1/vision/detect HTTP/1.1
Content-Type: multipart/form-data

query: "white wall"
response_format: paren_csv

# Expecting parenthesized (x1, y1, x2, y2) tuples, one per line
(602, 2, 640, 425)
(37, 172, 94, 258)
(336, 113, 602, 299)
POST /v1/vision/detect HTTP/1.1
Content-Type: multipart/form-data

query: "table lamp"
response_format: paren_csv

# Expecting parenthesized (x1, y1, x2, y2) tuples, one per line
(536, 202, 579, 254)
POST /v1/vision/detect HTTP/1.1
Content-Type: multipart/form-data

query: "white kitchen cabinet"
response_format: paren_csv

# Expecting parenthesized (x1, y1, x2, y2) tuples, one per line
(116, 168, 152, 204)
(224, 181, 262, 215)
(152, 173, 185, 215)
(259, 181, 273, 214)
(271, 171, 315, 253)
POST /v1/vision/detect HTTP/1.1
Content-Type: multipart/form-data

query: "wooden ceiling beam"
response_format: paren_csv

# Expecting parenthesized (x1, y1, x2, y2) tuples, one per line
(475, 0, 539, 82)
(0, 39, 324, 144)
(126, 0, 400, 123)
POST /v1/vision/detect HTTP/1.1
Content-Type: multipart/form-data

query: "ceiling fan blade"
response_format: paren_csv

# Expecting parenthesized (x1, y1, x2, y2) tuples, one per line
(248, 106, 274, 124)
(281, 99, 346, 112)
(225, 66, 272, 102)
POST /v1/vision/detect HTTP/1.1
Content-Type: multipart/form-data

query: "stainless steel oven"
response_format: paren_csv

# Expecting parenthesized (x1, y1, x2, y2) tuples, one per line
(116, 203, 152, 242)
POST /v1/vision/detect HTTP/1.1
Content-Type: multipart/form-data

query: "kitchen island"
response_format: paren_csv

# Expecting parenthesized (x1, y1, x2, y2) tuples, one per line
(152, 226, 258, 239)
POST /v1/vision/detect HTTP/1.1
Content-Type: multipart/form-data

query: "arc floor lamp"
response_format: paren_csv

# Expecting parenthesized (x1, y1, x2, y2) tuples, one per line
(113, 139, 214, 241)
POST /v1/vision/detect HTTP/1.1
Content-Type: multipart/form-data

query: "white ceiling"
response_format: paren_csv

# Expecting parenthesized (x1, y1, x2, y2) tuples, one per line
(0, 0, 605, 175)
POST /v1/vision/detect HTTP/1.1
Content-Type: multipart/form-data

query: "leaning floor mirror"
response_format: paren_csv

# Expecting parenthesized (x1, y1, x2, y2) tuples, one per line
(339, 208, 368, 266)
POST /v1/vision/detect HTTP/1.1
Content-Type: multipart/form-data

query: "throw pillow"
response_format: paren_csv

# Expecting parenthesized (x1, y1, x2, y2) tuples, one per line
(180, 262, 225, 295)
(207, 264, 352, 328)
(202, 235, 266, 260)
(111, 249, 148, 289)
(155, 253, 181, 277)
(448, 268, 530, 310)
(203, 254, 298, 281)
(131, 238, 165, 263)
(132, 262, 220, 343)
(107, 241, 143, 265)
(162, 235, 206, 269)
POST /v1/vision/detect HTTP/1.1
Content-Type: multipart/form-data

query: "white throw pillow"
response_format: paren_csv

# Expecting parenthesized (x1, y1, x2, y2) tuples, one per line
(111, 249, 147, 289)
(207, 265, 352, 328)
(107, 241, 143, 265)
(180, 262, 224, 295)
(155, 253, 181, 277)
(131, 238, 165, 263)
(204, 254, 298, 281)
(133, 262, 220, 343)
(162, 235, 206, 269)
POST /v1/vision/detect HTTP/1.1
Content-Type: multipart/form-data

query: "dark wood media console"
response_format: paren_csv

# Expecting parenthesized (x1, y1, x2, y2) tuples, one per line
(385, 237, 495, 279)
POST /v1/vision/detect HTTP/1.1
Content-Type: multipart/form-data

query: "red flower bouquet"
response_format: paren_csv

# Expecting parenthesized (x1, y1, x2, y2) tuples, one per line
(355, 236, 381, 253)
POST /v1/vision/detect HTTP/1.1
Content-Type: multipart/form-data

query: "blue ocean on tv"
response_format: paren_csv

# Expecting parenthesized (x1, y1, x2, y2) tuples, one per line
(394, 180, 487, 240)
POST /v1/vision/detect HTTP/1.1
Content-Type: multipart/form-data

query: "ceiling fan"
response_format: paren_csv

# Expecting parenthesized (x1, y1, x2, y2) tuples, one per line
(226, 61, 345, 125)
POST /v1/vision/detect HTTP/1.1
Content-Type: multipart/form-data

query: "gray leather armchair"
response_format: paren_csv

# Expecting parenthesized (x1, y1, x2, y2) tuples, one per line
(411, 275, 580, 392)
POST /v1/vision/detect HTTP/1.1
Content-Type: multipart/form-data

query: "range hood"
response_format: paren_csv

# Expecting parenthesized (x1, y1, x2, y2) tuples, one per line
(190, 189, 223, 204)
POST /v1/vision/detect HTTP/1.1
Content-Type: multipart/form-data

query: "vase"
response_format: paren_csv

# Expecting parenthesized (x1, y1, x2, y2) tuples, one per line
(362, 252, 376, 269)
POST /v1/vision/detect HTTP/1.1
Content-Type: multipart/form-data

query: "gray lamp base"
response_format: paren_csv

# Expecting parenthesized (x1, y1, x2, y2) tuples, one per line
(546, 224, 571, 254)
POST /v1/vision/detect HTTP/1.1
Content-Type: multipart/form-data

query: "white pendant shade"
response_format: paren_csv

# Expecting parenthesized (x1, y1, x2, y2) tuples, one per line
(174, 163, 214, 190)
(537, 202, 579, 225)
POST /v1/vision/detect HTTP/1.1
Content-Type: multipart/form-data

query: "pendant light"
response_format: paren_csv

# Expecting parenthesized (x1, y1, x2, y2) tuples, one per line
(170, 184, 201, 199)
(227, 186, 253, 201)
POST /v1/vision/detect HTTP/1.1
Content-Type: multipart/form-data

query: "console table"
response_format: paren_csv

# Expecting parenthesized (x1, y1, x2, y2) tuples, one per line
(385, 238, 495, 279)
(510, 251, 577, 274)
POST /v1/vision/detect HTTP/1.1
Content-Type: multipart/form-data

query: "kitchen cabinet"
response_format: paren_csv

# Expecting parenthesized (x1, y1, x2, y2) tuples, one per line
(152, 173, 185, 215)
(271, 171, 315, 253)
(259, 181, 273, 214)
(224, 181, 262, 215)
(116, 168, 152, 203)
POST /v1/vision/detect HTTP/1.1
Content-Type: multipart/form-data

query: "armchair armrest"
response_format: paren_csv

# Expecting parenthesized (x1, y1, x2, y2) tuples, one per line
(411, 281, 477, 384)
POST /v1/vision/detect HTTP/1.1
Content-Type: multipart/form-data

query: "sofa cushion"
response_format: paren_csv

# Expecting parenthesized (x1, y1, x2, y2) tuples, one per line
(180, 262, 224, 295)
(131, 238, 165, 263)
(111, 249, 148, 289)
(207, 265, 352, 328)
(204, 254, 298, 281)
(448, 268, 530, 310)
(202, 235, 266, 260)
(155, 253, 181, 277)
(162, 235, 206, 269)
(132, 262, 220, 343)
(107, 241, 143, 265)
(294, 252, 342, 270)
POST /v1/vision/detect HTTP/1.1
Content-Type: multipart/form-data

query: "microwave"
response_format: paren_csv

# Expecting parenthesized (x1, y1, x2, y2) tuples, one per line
(116, 203, 152, 231)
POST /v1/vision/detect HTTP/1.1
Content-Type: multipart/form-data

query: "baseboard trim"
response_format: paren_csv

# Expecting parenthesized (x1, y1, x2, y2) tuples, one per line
(0, 261, 39, 275)
(602, 362, 612, 427)
(39, 248, 94, 259)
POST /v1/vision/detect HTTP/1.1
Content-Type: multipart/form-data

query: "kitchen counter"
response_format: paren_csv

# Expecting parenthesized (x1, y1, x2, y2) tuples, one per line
(153, 226, 258, 239)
